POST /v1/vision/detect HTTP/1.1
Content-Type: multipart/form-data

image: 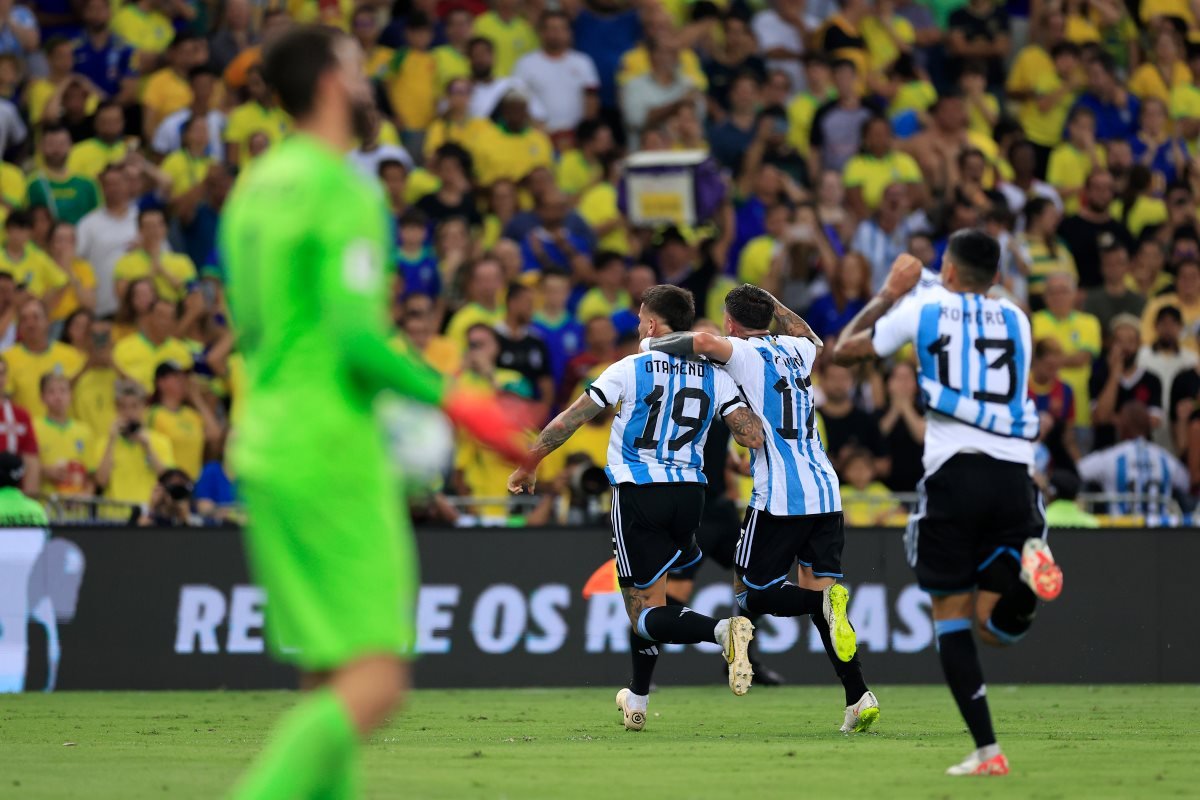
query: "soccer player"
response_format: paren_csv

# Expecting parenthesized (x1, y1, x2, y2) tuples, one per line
(833, 235, 1065, 776)
(508, 285, 762, 731)
(643, 284, 879, 734)
(221, 26, 528, 800)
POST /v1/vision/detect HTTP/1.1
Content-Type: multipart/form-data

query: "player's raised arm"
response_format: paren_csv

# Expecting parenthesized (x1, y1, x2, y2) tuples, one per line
(832, 253, 924, 365)
(756, 285, 823, 352)
(644, 330, 735, 364)
(507, 392, 605, 494)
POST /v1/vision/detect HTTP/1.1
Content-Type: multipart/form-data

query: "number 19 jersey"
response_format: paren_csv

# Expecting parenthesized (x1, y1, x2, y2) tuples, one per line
(722, 335, 841, 517)
(587, 352, 745, 485)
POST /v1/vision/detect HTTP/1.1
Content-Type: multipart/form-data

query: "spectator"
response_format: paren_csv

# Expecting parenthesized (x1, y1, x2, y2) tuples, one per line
(34, 372, 95, 498)
(852, 182, 920, 292)
(876, 361, 925, 493)
(1131, 97, 1188, 186)
(66, 100, 126, 179)
(208, 0, 254, 73)
(708, 72, 761, 172)
(113, 207, 197, 304)
(417, 145, 479, 227)
(562, 314, 616, 404)
(472, 0, 537, 78)
(5, 298, 85, 418)
(513, 10, 599, 141)
(520, 189, 592, 274)
(395, 208, 440, 302)
(1083, 237, 1145, 331)
(95, 377, 174, 508)
(194, 447, 238, 524)
(736, 202, 790, 288)
(1073, 52, 1140, 142)
(752, 0, 811, 94)
(495, 282, 554, 411)
(72, 0, 135, 99)
(76, 165, 138, 317)
(819, 361, 889, 476)
(148, 360, 220, 481)
(1142, 305, 1198, 441)
(1043, 469, 1100, 527)
(224, 65, 290, 167)
(0, 355, 39, 495)
(380, 12, 437, 151)
(810, 58, 881, 174)
(1029, 338, 1083, 474)
(807, 251, 871, 340)
(1047, 106, 1105, 214)
(433, 7, 472, 92)
(424, 77, 489, 162)
(1090, 313, 1164, 450)
(576, 251, 629, 323)
(1129, 239, 1172, 298)
(397, 296, 460, 377)
(1033, 272, 1101, 436)
(1014, 197, 1076, 309)
(844, 116, 924, 221)
(839, 446, 906, 526)
(1141, 259, 1200, 352)
(68, 315, 116, 437)
(619, 38, 702, 151)
(152, 67, 225, 163)
(44, 221, 95, 325)
(1016, 41, 1082, 169)
(531, 269, 583, 392)
(475, 90, 554, 187)
(704, 16, 767, 114)
(141, 32, 211, 139)
(113, 297, 193, 391)
(0, 210, 67, 304)
(947, 0, 1010, 92)
(1057, 169, 1135, 289)
(112, 278, 156, 343)
(136, 467, 200, 526)
(27, 124, 100, 225)
(1078, 401, 1188, 516)
(997, 140, 1062, 220)
(1128, 27, 1190, 104)
(445, 257, 506, 350)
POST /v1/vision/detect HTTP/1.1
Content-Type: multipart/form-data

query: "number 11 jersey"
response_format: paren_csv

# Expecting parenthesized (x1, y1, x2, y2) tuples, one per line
(722, 335, 841, 517)
(587, 351, 746, 485)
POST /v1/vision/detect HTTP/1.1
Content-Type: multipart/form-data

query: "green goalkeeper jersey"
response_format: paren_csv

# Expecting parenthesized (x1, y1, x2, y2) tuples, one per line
(221, 134, 445, 485)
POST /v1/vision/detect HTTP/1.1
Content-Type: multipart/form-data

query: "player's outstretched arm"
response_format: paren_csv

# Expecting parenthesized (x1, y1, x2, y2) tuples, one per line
(832, 253, 924, 366)
(507, 393, 605, 494)
(644, 331, 735, 364)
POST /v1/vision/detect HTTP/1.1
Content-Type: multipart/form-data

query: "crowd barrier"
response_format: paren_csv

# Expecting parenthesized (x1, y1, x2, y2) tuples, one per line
(2, 526, 1197, 692)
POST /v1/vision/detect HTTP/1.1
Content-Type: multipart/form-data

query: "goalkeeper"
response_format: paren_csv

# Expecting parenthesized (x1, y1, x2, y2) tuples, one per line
(221, 26, 527, 799)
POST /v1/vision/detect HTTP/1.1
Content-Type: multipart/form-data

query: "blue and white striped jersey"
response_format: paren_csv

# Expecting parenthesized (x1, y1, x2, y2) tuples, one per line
(872, 284, 1038, 474)
(721, 335, 841, 517)
(1077, 437, 1188, 516)
(586, 352, 745, 485)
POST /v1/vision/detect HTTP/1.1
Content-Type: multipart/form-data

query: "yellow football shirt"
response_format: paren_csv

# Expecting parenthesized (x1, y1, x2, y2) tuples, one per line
(617, 44, 708, 91)
(113, 249, 197, 302)
(224, 102, 290, 165)
(161, 151, 213, 198)
(861, 15, 915, 70)
(737, 236, 777, 287)
(4, 342, 86, 418)
(0, 243, 69, 298)
(111, 4, 174, 55)
(101, 428, 175, 505)
(72, 366, 118, 437)
(382, 49, 438, 132)
(471, 12, 537, 76)
(474, 124, 554, 186)
(141, 68, 193, 120)
(577, 182, 629, 255)
(444, 303, 505, 352)
(113, 334, 195, 391)
(576, 288, 630, 323)
(66, 138, 128, 179)
(556, 150, 601, 197)
(34, 416, 97, 496)
(1032, 310, 1101, 425)
(149, 404, 205, 479)
(1129, 61, 1192, 104)
(1046, 143, 1107, 213)
(49, 258, 96, 322)
(842, 151, 923, 210)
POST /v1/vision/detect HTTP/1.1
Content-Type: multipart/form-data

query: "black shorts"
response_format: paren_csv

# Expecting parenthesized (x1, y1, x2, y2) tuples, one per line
(734, 507, 845, 589)
(671, 496, 742, 581)
(906, 453, 1046, 595)
(611, 483, 705, 589)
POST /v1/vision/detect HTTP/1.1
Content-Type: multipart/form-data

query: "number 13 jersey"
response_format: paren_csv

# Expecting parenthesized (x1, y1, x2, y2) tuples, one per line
(722, 335, 841, 517)
(872, 285, 1038, 475)
(587, 351, 746, 485)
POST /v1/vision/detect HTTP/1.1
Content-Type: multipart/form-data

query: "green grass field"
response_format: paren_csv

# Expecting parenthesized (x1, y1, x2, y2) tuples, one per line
(4, 685, 1198, 799)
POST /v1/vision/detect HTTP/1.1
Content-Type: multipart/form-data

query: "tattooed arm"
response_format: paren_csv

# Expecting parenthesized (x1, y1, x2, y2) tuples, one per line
(645, 331, 735, 364)
(507, 393, 604, 494)
(725, 406, 765, 450)
(832, 253, 924, 366)
(757, 287, 823, 352)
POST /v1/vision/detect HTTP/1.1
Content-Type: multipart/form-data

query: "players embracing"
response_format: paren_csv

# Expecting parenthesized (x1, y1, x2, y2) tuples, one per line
(509, 284, 763, 730)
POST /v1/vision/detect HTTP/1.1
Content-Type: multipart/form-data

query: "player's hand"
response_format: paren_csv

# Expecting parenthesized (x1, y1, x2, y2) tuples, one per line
(443, 386, 533, 466)
(882, 253, 923, 297)
(507, 465, 536, 495)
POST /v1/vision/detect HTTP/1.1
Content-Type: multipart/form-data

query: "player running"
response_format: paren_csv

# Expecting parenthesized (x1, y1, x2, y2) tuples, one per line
(508, 285, 762, 731)
(833, 235, 1065, 776)
(221, 26, 528, 799)
(644, 284, 880, 734)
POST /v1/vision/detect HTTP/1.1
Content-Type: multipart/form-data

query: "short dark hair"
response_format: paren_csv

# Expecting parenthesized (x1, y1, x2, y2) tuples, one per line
(507, 281, 531, 303)
(641, 285, 695, 333)
(538, 9, 570, 27)
(188, 65, 219, 82)
(398, 207, 428, 229)
(137, 206, 166, 226)
(1050, 41, 1080, 59)
(263, 25, 345, 120)
(724, 284, 774, 330)
(945, 229, 1000, 289)
(1156, 304, 1184, 325)
(377, 158, 407, 178)
(1033, 338, 1059, 361)
(4, 209, 31, 230)
(434, 142, 474, 179)
(405, 11, 432, 30)
(594, 250, 624, 271)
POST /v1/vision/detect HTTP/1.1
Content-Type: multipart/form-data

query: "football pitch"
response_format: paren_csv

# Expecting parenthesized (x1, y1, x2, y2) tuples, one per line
(4, 685, 1198, 799)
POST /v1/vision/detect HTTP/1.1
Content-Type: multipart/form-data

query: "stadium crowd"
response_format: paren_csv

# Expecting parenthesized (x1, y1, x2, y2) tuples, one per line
(0, 0, 1198, 526)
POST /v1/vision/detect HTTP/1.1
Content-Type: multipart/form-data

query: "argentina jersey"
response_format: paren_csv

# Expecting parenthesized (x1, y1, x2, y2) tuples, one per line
(1077, 437, 1188, 516)
(721, 335, 841, 516)
(873, 285, 1038, 473)
(586, 352, 745, 485)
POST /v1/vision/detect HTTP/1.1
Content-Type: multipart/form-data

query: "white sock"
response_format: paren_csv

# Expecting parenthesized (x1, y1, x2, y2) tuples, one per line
(977, 744, 1003, 761)
(626, 692, 648, 712)
(714, 618, 730, 647)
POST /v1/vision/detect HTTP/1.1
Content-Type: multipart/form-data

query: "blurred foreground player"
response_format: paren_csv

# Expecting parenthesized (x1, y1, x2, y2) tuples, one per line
(222, 26, 527, 799)
(835, 239, 1064, 776)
